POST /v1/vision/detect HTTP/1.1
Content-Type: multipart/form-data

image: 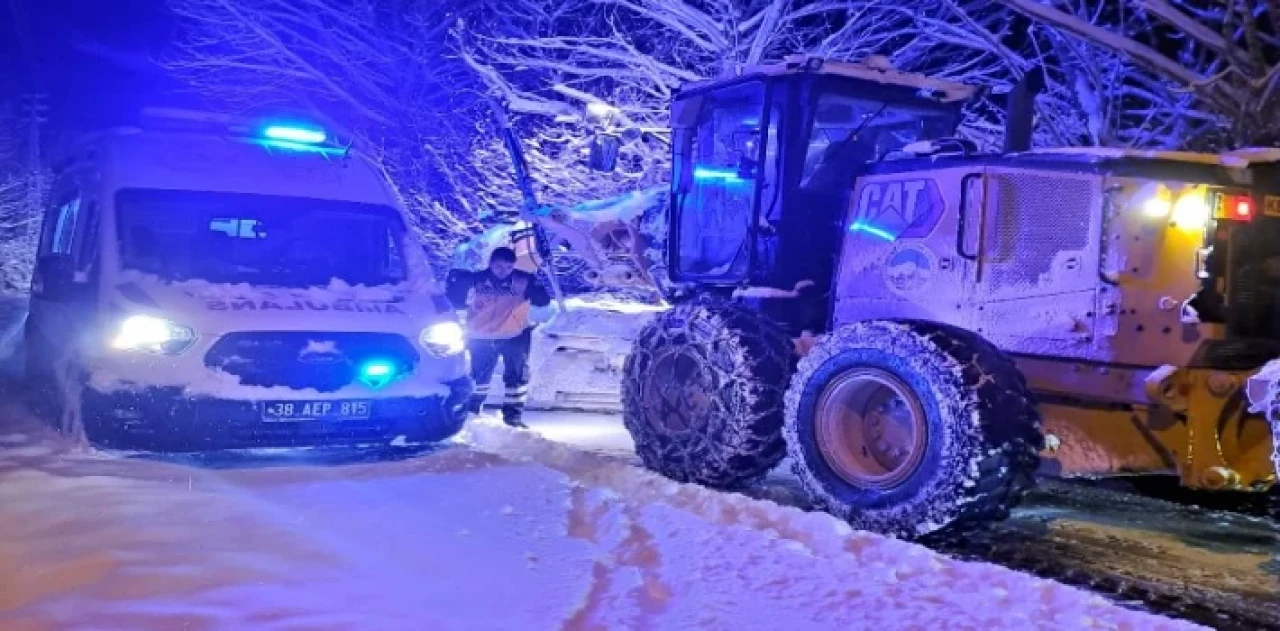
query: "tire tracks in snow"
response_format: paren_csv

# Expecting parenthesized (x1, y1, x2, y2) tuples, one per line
(464, 420, 852, 563)
(464, 419, 1211, 630)
(561, 483, 672, 630)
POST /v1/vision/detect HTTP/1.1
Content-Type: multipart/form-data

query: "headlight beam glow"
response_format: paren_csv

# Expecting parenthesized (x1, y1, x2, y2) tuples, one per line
(419, 321, 466, 357)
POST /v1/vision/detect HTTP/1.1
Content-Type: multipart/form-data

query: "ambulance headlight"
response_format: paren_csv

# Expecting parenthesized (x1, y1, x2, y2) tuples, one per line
(420, 321, 465, 357)
(110, 315, 197, 355)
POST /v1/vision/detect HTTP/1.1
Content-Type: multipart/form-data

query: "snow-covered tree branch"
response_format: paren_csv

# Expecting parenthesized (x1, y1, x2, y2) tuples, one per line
(456, 0, 1044, 202)
(165, 0, 1280, 270)
(0, 104, 43, 292)
(1001, 0, 1280, 147)
(165, 0, 491, 264)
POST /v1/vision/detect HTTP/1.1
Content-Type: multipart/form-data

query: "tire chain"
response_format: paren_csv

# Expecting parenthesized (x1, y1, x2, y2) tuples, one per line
(621, 296, 793, 489)
(914, 323, 1043, 524)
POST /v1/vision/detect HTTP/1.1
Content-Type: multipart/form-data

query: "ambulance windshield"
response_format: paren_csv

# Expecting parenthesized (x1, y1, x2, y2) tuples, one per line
(116, 189, 408, 287)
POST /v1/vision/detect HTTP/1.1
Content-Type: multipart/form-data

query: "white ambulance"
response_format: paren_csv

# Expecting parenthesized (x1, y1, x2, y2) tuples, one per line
(24, 110, 472, 450)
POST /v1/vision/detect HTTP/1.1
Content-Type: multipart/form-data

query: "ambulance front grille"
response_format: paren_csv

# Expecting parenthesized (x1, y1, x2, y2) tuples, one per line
(204, 332, 419, 392)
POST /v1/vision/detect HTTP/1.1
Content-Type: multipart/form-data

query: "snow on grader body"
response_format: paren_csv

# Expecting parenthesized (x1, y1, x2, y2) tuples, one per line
(597, 56, 1279, 538)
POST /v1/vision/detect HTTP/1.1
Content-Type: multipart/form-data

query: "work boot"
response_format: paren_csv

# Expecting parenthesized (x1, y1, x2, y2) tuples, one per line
(503, 415, 528, 430)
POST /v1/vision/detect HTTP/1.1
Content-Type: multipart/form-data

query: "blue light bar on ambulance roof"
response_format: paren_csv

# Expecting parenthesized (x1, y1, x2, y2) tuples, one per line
(263, 125, 327, 144)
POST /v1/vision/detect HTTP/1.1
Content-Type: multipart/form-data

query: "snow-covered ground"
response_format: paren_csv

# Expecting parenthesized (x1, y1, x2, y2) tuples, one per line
(0, 403, 1200, 630)
(0, 291, 1205, 628)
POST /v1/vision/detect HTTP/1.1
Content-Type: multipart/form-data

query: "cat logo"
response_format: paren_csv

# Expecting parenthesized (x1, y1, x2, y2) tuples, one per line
(850, 178, 945, 239)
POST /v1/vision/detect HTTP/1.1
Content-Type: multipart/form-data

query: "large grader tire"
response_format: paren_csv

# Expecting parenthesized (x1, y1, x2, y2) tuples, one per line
(784, 320, 1042, 539)
(621, 297, 793, 488)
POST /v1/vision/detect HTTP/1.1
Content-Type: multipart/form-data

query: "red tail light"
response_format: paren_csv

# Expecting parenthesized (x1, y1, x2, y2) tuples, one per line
(1213, 192, 1254, 222)
(1230, 196, 1253, 221)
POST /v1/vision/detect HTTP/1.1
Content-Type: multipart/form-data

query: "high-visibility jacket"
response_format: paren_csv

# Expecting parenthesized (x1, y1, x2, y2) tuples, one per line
(446, 269, 551, 340)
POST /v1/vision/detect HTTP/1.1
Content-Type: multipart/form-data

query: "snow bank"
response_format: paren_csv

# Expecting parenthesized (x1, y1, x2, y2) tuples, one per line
(463, 418, 1201, 630)
(0, 403, 1199, 630)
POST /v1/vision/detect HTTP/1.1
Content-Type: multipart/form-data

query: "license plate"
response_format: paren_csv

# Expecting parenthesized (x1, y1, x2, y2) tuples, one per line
(261, 400, 371, 422)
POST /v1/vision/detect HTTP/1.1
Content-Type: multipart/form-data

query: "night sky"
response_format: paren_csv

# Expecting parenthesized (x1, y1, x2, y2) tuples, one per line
(3, 0, 183, 133)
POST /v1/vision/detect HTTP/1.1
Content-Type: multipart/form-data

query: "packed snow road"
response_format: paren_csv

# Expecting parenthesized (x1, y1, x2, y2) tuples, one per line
(0, 401, 1195, 631)
(556, 420, 1280, 630)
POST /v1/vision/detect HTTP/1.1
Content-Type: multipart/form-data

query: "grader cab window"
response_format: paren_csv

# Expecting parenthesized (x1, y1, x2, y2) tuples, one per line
(671, 82, 768, 281)
(802, 93, 958, 190)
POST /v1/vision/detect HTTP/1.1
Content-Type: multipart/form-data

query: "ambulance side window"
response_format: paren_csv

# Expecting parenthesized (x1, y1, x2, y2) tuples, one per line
(39, 186, 82, 258)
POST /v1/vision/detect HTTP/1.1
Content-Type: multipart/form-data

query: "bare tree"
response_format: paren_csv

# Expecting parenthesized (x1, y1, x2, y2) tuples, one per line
(459, 0, 1264, 161)
(0, 104, 42, 292)
(165, 0, 489, 262)
(455, 0, 1038, 201)
(165, 0, 1278, 282)
(1001, 0, 1280, 148)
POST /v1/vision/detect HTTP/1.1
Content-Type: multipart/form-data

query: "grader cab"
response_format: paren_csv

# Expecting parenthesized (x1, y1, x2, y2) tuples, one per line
(605, 56, 1279, 538)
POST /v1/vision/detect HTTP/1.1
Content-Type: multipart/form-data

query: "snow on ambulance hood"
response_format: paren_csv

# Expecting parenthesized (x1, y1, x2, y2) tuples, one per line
(112, 271, 445, 335)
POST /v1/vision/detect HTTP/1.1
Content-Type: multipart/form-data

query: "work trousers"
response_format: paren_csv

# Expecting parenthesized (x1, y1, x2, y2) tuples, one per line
(467, 327, 532, 424)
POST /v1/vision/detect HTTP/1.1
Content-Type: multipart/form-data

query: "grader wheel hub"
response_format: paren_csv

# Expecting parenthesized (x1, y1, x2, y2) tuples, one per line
(642, 349, 714, 434)
(814, 368, 928, 491)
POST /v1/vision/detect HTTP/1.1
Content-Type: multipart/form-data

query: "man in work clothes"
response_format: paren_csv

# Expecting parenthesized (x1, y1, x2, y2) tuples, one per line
(446, 247, 551, 428)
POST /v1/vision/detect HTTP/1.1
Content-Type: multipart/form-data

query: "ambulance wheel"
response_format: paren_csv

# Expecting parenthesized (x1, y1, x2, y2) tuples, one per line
(784, 320, 1042, 539)
(621, 297, 793, 488)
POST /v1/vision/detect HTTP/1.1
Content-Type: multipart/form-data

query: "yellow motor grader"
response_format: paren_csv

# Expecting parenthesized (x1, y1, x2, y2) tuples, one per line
(583, 56, 1279, 538)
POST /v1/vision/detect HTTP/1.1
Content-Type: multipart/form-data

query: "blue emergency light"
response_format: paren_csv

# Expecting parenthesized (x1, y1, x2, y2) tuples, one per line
(263, 125, 327, 144)
(357, 359, 399, 389)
